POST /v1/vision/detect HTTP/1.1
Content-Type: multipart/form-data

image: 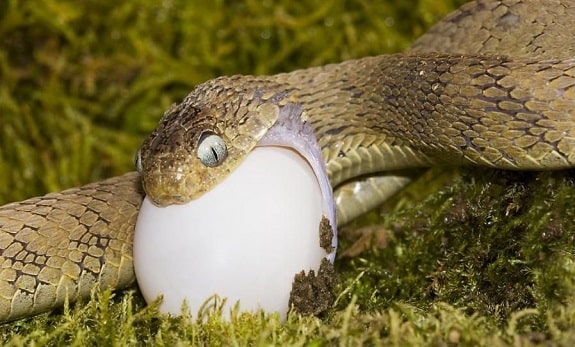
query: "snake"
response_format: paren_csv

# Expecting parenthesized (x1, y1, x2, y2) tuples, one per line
(2, 0, 575, 322)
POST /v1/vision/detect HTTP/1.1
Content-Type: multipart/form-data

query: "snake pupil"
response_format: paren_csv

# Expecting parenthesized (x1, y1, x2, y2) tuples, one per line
(211, 148, 219, 161)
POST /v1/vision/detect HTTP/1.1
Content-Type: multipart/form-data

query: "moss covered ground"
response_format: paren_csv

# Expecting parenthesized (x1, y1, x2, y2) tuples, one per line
(2, 0, 575, 345)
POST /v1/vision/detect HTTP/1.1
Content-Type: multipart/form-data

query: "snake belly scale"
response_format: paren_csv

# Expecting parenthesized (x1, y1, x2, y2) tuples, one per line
(2, 0, 575, 322)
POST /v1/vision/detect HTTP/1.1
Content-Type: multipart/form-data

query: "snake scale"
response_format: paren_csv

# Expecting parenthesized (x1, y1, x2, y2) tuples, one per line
(2, 0, 575, 322)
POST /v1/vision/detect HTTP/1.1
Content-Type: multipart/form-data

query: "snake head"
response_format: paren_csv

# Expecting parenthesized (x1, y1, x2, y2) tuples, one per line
(137, 78, 282, 206)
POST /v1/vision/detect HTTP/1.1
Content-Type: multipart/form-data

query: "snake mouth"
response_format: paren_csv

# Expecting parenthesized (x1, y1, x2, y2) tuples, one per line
(142, 170, 200, 207)
(140, 101, 337, 261)
(256, 102, 338, 262)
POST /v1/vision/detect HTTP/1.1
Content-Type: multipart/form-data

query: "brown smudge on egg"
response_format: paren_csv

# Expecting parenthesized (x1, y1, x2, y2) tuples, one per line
(288, 258, 336, 316)
(319, 216, 334, 254)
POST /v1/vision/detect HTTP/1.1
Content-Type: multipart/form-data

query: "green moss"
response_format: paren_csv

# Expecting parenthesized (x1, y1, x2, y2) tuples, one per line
(6, 0, 575, 345)
(340, 170, 575, 310)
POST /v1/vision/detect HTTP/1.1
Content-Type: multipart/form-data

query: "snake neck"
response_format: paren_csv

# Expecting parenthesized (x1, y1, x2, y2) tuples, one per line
(264, 53, 575, 188)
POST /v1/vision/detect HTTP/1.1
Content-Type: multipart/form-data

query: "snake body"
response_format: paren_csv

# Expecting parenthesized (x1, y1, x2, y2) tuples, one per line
(2, 0, 575, 322)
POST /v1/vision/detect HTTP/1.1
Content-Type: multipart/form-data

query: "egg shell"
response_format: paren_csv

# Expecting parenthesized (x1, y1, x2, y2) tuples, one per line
(134, 146, 327, 319)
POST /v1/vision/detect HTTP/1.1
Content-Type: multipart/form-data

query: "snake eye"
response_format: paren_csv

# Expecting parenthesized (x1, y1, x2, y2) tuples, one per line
(134, 149, 143, 173)
(197, 131, 228, 167)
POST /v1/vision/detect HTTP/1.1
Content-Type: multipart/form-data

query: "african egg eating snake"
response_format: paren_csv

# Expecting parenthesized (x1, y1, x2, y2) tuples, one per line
(2, 0, 575, 322)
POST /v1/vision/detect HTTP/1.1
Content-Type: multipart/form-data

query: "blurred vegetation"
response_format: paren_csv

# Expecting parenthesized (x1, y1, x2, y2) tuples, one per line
(4, 0, 575, 345)
(0, 0, 458, 201)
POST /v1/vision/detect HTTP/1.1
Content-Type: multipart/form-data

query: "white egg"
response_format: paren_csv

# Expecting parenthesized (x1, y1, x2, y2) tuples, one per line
(133, 146, 330, 320)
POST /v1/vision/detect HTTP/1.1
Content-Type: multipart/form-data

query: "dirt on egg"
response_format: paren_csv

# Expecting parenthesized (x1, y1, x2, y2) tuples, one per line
(288, 216, 337, 316)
